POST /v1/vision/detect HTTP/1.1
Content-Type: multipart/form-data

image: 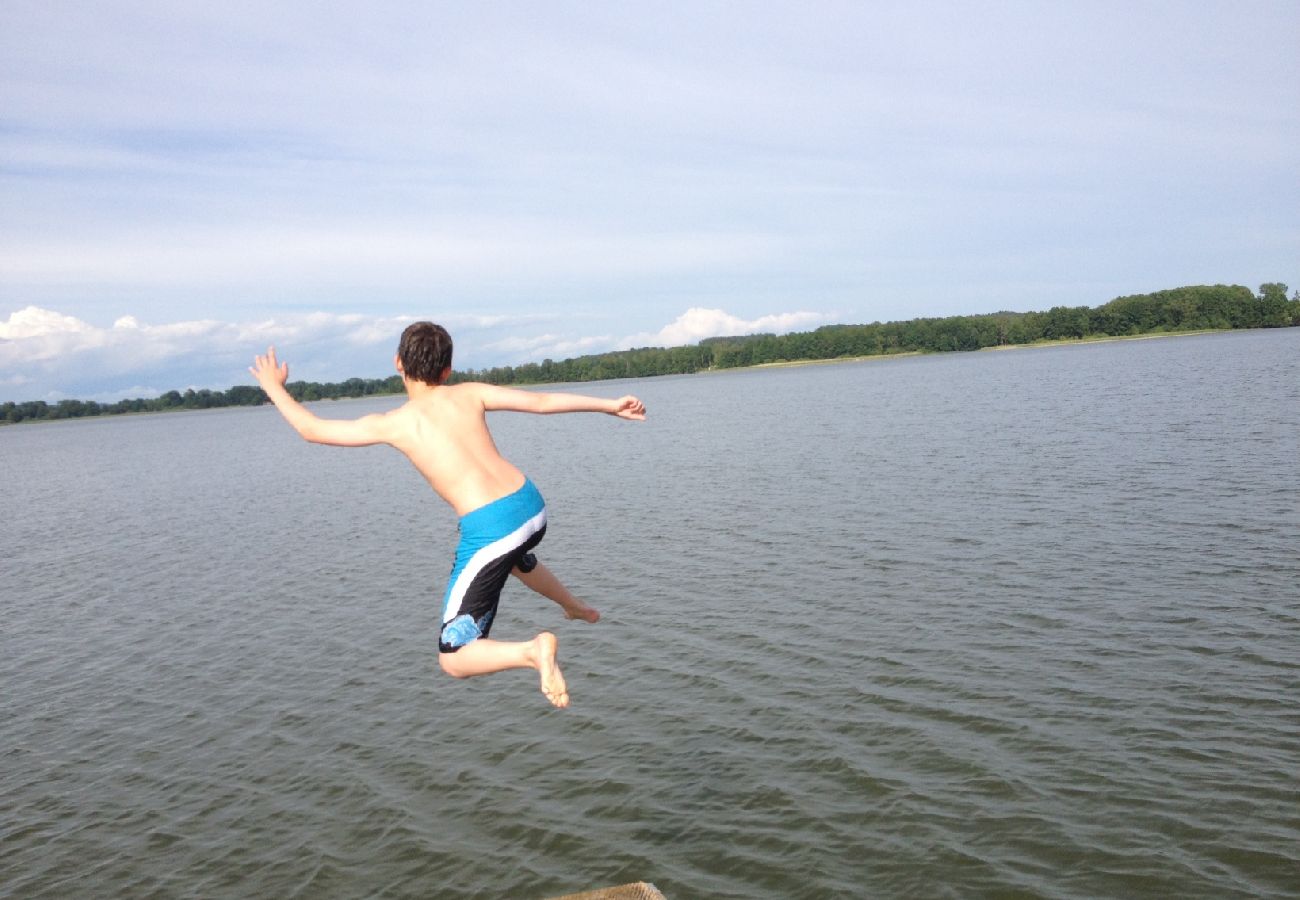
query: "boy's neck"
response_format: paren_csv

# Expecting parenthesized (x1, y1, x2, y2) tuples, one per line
(404, 376, 444, 400)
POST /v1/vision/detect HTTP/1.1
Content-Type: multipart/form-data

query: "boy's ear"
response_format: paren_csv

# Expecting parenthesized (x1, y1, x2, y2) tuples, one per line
(394, 354, 404, 375)
(437, 365, 452, 384)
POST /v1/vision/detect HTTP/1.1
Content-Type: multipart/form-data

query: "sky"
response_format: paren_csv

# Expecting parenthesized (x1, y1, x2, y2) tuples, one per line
(2, 1, 1297, 403)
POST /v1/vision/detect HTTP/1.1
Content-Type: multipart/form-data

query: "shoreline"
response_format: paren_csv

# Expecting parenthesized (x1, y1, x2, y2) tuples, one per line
(0, 327, 1268, 425)
(732, 327, 1233, 373)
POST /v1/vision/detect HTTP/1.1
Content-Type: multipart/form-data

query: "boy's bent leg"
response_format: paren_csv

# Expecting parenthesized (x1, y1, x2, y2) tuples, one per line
(438, 632, 569, 708)
(511, 559, 600, 623)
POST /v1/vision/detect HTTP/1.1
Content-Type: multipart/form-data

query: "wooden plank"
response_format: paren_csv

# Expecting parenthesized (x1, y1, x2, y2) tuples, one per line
(546, 881, 667, 900)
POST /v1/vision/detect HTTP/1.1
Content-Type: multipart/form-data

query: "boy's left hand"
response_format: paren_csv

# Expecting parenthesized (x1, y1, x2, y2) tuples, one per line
(611, 395, 647, 420)
(250, 347, 290, 390)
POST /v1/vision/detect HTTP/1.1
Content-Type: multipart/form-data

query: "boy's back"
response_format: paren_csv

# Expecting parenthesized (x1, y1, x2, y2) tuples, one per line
(382, 383, 532, 517)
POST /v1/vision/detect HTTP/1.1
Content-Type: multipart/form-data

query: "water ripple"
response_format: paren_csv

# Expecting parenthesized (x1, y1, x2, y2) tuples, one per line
(3, 331, 1299, 898)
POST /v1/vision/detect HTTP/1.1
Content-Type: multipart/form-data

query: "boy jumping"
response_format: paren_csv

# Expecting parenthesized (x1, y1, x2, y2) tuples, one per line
(250, 321, 646, 707)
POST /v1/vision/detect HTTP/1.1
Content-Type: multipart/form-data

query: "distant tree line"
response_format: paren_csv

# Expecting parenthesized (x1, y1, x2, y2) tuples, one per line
(2, 375, 405, 425)
(457, 282, 1297, 383)
(4, 282, 1295, 425)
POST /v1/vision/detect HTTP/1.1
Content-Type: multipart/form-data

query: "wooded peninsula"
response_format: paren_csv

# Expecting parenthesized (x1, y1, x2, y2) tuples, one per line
(4, 282, 1295, 425)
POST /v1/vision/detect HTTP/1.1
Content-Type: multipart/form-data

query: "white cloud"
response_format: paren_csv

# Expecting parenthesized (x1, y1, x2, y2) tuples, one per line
(0, 307, 424, 367)
(0, 307, 397, 399)
(620, 307, 829, 350)
(473, 305, 833, 365)
(0, 304, 588, 401)
(481, 332, 614, 364)
(0, 301, 834, 401)
(0, 306, 97, 340)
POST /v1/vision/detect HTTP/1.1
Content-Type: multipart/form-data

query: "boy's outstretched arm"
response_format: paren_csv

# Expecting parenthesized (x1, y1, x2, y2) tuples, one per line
(478, 383, 646, 420)
(250, 347, 395, 446)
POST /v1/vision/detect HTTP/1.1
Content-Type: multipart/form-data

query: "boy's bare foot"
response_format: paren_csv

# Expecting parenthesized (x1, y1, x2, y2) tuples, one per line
(562, 598, 601, 623)
(533, 632, 569, 708)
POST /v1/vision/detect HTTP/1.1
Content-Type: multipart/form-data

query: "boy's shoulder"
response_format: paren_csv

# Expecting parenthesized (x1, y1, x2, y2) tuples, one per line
(436, 381, 494, 405)
(398, 382, 485, 416)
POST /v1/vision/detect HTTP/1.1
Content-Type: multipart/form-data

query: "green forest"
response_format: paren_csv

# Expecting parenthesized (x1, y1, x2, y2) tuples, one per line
(4, 282, 1295, 425)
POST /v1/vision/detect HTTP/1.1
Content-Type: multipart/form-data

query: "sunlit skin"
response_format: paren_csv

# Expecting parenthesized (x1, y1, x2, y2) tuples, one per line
(250, 345, 645, 707)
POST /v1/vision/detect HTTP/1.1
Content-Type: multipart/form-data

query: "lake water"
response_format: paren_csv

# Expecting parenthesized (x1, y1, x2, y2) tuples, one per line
(2, 329, 1298, 899)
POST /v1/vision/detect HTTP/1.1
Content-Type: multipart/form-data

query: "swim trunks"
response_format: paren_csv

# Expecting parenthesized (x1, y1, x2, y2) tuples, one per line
(439, 479, 547, 653)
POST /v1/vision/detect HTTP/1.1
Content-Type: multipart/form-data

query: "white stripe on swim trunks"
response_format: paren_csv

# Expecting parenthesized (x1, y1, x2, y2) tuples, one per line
(442, 508, 547, 624)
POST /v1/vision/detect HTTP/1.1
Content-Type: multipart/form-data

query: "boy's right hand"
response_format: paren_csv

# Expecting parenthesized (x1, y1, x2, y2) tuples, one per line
(250, 347, 290, 391)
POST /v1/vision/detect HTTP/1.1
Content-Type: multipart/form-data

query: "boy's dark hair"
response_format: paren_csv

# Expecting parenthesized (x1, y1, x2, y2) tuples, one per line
(398, 321, 453, 385)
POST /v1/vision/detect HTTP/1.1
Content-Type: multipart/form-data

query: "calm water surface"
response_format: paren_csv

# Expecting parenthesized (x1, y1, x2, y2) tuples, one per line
(2, 329, 1298, 899)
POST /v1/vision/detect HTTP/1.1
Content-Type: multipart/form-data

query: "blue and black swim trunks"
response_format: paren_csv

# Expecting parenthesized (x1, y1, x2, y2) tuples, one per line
(439, 479, 547, 653)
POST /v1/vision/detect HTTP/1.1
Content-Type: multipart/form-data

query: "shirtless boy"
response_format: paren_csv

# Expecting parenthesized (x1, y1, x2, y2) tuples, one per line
(249, 321, 646, 707)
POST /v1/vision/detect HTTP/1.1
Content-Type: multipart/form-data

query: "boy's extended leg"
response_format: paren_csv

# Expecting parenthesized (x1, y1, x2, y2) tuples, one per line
(511, 560, 601, 623)
(438, 632, 569, 708)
